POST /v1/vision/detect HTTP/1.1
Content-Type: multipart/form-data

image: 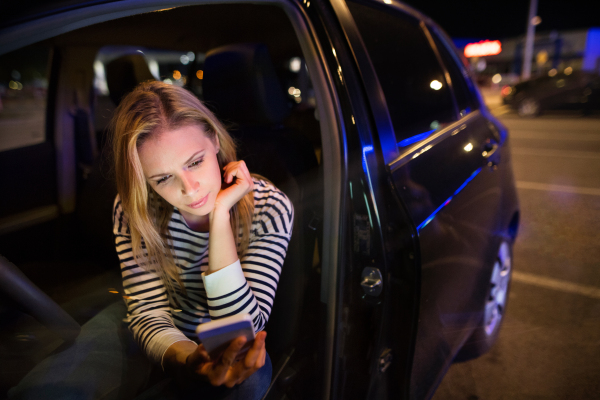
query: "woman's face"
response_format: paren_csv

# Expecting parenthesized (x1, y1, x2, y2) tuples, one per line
(138, 124, 222, 226)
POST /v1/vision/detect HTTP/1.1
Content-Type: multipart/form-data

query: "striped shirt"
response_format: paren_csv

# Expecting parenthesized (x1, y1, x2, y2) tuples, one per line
(113, 178, 293, 364)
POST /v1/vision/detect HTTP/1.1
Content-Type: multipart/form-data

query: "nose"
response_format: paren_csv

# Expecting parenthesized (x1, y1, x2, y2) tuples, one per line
(181, 172, 199, 196)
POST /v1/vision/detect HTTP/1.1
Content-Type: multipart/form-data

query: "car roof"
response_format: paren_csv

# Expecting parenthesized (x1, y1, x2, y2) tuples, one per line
(0, 0, 433, 57)
(0, 0, 124, 30)
(1, 1, 307, 57)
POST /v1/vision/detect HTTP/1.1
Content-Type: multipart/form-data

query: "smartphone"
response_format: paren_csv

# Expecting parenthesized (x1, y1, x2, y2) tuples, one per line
(196, 314, 255, 359)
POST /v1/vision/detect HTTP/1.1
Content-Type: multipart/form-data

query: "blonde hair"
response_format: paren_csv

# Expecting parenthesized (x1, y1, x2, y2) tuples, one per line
(110, 81, 254, 296)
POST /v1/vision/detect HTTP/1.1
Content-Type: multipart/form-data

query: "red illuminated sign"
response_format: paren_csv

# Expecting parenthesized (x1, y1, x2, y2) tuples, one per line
(464, 40, 502, 58)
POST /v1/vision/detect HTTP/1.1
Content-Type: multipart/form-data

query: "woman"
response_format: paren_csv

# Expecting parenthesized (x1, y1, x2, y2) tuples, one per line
(111, 81, 293, 398)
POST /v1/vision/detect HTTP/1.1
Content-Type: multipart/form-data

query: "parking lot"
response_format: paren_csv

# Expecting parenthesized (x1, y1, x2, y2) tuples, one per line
(434, 107, 600, 399)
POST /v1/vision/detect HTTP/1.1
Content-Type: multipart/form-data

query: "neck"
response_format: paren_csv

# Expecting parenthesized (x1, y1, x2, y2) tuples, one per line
(180, 210, 209, 232)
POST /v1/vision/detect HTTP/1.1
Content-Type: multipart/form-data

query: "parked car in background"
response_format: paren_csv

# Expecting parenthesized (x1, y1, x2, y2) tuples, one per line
(502, 69, 600, 117)
(0, 0, 519, 399)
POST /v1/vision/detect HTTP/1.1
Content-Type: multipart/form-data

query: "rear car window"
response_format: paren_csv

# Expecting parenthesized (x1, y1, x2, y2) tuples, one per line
(347, 1, 457, 146)
(0, 46, 50, 152)
(429, 29, 480, 118)
(93, 46, 201, 133)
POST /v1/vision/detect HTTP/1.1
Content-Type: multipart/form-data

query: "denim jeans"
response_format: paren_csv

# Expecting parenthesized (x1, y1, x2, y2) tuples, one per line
(8, 301, 271, 400)
(133, 353, 272, 400)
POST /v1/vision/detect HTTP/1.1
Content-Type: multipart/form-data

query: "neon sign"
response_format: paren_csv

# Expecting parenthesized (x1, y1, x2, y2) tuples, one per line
(464, 40, 502, 58)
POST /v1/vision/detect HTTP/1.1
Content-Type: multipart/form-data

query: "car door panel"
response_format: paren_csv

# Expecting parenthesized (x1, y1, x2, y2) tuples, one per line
(389, 111, 503, 399)
(318, 0, 416, 398)
(337, 2, 506, 397)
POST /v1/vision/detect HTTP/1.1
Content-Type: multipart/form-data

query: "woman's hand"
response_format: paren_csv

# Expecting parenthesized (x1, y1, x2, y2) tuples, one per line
(183, 331, 268, 388)
(213, 161, 254, 212)
(206, 160, 252, 274)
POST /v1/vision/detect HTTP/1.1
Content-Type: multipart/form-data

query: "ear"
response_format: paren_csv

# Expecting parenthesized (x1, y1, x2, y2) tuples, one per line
(214, 135, 220, 154)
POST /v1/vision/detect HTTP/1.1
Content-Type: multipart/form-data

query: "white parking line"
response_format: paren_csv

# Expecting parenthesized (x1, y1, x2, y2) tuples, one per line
(516, 181, 600, 196)
(512, 271, 600, 300)
(512, 148, 600, 159)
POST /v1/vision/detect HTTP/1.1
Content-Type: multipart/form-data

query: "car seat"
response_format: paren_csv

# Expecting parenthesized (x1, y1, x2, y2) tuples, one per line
(76, 53, 156, 266)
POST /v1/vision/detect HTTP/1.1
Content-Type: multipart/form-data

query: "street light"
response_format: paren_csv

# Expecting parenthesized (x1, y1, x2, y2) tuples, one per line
(522, 0, 539, 80)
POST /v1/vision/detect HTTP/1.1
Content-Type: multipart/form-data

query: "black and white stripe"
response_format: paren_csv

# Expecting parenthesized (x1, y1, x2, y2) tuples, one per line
(113, 178, 293, 364)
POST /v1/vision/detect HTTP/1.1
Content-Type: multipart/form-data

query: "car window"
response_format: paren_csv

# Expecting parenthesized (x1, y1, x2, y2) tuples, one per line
(93, 46, 201, 133)
(91, 46, 319, 153)
(0, 45, 51, 152)
(429, 29, 479, 118)
(346, 0, 457, 146)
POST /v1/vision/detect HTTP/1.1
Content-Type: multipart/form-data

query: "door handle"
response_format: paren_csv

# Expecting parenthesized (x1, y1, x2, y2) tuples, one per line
(482, 141, 498, 158)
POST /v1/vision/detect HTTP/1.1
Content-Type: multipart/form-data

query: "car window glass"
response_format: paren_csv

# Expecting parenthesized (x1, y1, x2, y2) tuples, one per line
(93, 46, 204, 133)
(347, 0, 457, 146)
(430, 30, 479, 118)
(92, 46, 319, 155)
(0, 45, 50, 152)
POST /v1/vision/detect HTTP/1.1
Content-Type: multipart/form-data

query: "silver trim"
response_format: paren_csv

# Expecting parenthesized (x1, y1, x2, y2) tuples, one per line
(284, 7, 344, 400)
(389, 111, 480, 172)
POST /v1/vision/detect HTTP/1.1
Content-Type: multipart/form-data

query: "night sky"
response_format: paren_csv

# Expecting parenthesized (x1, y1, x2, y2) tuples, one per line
(1, 0, 598, 39)
(401, 0, 600, 39)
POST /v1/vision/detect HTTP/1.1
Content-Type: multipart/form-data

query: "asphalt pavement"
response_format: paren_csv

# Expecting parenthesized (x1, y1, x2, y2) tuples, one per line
(432, 96, 600, 399)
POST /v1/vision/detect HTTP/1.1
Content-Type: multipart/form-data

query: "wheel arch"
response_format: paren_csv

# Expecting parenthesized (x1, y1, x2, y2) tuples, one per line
(508, 211, 520, 240)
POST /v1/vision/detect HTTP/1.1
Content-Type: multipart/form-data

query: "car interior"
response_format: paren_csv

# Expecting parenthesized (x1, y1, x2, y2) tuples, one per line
(0, 3, 329, 398)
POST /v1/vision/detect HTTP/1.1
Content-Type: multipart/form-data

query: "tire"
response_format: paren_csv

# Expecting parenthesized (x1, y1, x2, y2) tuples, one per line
(455, 240, 513, 362)
(517, 98, 541, 117)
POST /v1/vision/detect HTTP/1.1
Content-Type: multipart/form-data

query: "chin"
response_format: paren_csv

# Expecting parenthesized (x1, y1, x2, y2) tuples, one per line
(188, 199, 215, 215)
(185, 206, 211, 216)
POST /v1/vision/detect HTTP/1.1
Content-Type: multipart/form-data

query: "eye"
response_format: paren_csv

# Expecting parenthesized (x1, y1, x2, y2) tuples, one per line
(156, 175, 172, 185)
(189, 157, 204, 169)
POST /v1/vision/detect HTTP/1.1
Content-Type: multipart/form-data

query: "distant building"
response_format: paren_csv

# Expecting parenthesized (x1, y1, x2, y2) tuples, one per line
(453, 28, 600, 86)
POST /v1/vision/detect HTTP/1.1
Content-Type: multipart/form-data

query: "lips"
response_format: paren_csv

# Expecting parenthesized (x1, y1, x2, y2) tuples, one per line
(187, 194, 209, 209)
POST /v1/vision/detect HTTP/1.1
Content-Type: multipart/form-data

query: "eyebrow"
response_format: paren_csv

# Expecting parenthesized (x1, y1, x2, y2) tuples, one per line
(148, 150, 205, 179)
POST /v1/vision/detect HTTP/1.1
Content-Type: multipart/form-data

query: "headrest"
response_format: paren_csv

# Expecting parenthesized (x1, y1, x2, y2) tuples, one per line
(203, 43, 290, 127)
(105, 53, 156, 106)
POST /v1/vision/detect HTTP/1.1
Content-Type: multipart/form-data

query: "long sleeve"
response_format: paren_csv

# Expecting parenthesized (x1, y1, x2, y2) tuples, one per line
(113, 197, 193, 365)
(202, 179, 294, 333)
(113, 178, 293, 364)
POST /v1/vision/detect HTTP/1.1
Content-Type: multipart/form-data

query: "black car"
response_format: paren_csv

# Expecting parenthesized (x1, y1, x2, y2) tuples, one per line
(0, 0, 519, 399)
(502, 70, 600, 117)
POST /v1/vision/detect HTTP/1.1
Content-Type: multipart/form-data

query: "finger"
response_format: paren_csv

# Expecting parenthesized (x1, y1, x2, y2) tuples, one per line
(244, 332, 266, 368)
(226, 167, 238, 184)
(257, 346, 266, 369)
(229, 358, 252, 386)
(224, 167, 250, 188)
(215, 337, 247, 374)
(205, 338, 246, 386)
(254, 335, 267, 369)
(187, 344, 211, 370)
(197, 345, 211, 361)
(223, 162, 242, 184)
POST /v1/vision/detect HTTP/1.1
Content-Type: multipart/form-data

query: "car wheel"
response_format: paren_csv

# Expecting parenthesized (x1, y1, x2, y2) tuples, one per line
(455, 240, 513, 362)
(517, 98, 540, 117)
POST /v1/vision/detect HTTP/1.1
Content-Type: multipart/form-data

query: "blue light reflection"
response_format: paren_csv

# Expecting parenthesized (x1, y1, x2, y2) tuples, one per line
(416, 167, 482, 232)
(397, 129, 436, 147)
(362, 145, 373, 176)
